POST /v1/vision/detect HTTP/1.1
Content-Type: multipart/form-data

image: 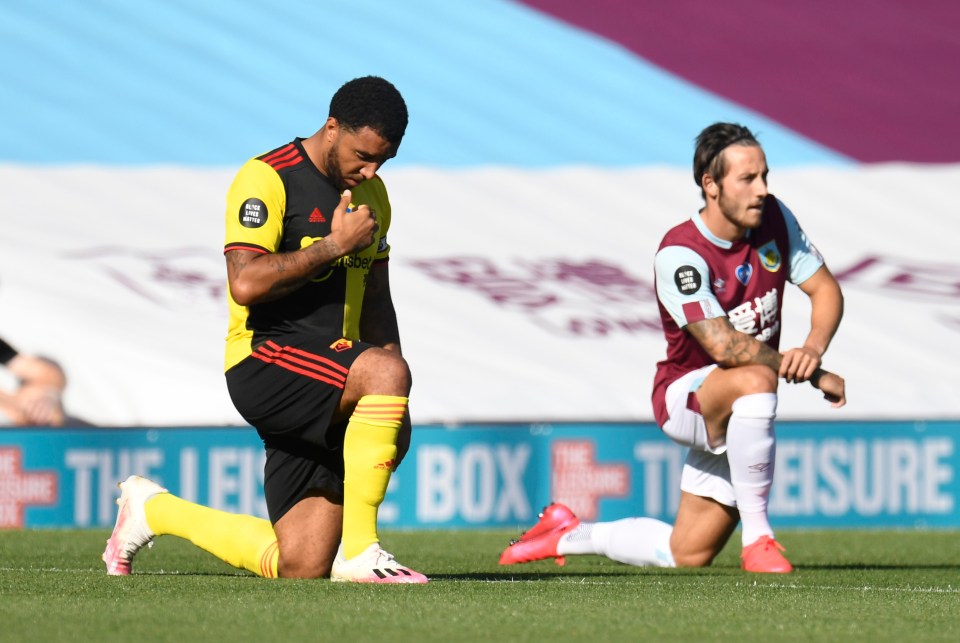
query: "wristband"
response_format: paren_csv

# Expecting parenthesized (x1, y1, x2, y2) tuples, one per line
(810, 368, 826, 388)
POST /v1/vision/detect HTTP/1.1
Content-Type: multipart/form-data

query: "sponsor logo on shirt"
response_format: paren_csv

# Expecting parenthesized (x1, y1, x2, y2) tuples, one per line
(299, 236, 374, 276)
(338, 254, 374, 270)
(727, 287, 781, 342)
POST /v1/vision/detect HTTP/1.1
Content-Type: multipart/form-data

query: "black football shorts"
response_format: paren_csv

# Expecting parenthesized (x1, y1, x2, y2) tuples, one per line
(225, 334, 372, 522)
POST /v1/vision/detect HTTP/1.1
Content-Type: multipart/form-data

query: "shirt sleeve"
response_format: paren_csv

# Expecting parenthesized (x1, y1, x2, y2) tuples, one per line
(655, 245, 726, 328)
(778, 198, 825, 284)
(0, 337, 17, 365)
(352, 175, 392, 262)
(224, 159, 286, 254)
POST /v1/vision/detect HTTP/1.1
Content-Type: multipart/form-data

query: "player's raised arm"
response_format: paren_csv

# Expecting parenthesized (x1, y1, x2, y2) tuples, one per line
(226, 190, 376, 305)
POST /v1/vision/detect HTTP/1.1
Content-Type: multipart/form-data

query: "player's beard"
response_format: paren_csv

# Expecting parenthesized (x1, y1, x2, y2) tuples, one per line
(718, 185, 764, 230)
(324, 142, 347, 192)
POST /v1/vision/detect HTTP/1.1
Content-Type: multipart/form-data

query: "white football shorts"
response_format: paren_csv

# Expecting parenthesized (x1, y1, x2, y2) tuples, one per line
(662, 363, 736, 508)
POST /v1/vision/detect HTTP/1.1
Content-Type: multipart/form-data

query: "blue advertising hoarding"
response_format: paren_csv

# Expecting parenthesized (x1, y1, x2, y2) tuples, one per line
(1, 421, 956, 530)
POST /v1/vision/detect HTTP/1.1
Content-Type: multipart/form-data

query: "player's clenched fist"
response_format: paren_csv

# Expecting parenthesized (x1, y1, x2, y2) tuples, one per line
(330, 189, 378, 255)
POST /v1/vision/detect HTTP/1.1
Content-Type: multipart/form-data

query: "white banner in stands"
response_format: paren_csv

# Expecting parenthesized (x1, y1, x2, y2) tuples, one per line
(1, 164, 958, 425)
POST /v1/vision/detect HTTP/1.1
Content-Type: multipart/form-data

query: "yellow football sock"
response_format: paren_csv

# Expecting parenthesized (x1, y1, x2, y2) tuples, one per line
(145, 493, 279, 578)
(341, 394, 407, 559)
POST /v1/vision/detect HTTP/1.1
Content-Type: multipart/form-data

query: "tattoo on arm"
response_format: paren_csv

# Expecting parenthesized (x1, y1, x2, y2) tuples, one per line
(226, 237, 345, 304)
(225, 250, 251, 274)
(263, 249, 320, 298)
(687, 317, 782, 372)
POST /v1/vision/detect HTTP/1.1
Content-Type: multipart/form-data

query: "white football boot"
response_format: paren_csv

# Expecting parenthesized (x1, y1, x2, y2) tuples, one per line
(102, 475, 167, 575)
(331, 543, 428, 584)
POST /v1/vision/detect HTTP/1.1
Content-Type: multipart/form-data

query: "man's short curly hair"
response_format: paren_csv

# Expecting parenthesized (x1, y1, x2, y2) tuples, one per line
(329, 76, 408, 148)
(693, 122, 761, 198)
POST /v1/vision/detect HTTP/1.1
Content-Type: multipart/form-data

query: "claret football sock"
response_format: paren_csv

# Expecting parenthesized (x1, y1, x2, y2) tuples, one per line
(725, 392, 778, 546)
(341, 394, 407, 559)
(145, 493, 279, 578)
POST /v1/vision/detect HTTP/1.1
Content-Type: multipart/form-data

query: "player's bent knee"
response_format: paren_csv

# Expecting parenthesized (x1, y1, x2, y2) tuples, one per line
(670, 534, 721, 567)
(672, 550, 718, 568)
(355, 348, 412, 392)
(734, 364, 778, 395)
(277, 552, 334, 579)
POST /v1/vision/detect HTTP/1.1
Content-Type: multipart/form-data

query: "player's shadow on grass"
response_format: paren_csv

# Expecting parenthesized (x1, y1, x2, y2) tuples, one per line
(426, 569, 711, 581)
(429, 562, 960, 580)
(426, 572, 631, 581)
(794, 563, 960, 571)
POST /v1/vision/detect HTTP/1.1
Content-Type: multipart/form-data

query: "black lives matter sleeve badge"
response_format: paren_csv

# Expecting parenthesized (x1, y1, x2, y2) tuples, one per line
(674, 265, 702, 294)
(240, 198, 267, 228)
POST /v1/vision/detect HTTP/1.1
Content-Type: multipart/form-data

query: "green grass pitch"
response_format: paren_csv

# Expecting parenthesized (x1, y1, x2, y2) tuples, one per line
(1, 529, 959, 642)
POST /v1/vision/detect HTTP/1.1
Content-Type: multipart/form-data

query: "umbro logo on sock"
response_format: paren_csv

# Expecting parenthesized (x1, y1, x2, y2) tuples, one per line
(748, 462, 771, 473)
(309, 208, 327, 223)
(374, 459, 396, 470)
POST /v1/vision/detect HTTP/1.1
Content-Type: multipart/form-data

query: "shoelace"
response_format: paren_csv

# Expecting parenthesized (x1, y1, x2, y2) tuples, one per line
(374, 549, 397, 565)
(748, 537, 785, 556)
